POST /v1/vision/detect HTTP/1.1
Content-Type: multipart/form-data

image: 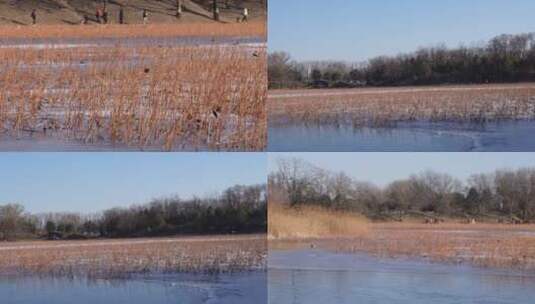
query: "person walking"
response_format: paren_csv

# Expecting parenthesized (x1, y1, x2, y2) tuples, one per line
(214, 7, 220, 21)
(119, 6, 124, 24)
(95, 8, 102, 24)
(142, 9, 149, 24)
(30, 9, 37, 25)
(242, 7, 248, 22)
(102, 9, 108, 24)
(212, 0, 220, 21)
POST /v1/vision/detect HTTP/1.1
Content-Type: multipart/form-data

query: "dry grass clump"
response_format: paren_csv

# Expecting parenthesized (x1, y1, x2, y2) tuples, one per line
(0, 22, 266, 40)
(268, 83, 535, 127)
(268, 204, 369, 240)
(0, 235, 267, 277)
(0, 42, 266, 150)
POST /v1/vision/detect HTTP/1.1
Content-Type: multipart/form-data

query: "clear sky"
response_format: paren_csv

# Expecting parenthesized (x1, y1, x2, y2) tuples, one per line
(0, 153, 266, 214)
(269, 153, 535, 186)
(269, 0, 535, 61)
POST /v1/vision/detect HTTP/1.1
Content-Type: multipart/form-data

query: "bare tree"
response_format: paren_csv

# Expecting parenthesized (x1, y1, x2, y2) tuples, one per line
(269, 157, 535, 222)
(268, 52, 302, 88)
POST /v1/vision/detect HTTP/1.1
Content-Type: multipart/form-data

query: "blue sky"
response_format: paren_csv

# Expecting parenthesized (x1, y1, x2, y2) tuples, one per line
(269, 0, 535, 61)
(269, 153, 535, 186)
(0, 153, 266, 214)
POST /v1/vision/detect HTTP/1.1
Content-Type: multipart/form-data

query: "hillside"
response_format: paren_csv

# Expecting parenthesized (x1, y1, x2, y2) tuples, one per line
(0, 0, 266, 25)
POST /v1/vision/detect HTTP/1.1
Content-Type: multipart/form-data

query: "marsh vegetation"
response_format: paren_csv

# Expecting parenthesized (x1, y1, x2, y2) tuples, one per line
(269, 84, 535, 127)
(270, 218, 535, 271)
(268, 204, 368, 239)
(0, 183, 267, 277)
(269, 158, 535, 271)
(0, 235, 266, 276)
(268, 33, 535, 151)
(0, 22, 266, 151)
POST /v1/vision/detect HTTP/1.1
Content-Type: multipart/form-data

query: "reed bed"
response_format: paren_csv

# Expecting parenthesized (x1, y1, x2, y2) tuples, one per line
(0, 235, 267, 277)
(268, 84, 535, 127)
(0, 41, 267, 150)
(268, 204, 369, 240)
(0, 22, 266, 40)
(272, 222, 535, 271)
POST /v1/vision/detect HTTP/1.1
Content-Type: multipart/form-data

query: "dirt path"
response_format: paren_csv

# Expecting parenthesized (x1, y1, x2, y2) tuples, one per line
(0, 0, 266, 25)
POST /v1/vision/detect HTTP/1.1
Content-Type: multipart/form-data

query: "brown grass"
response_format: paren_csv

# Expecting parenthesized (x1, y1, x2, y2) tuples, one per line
(0, 235, 267, 277)
(0, 41, 266, 150)
(0, 22, 266, 40)
(268, 83, 535, 127)
(268, 204, 369, 240)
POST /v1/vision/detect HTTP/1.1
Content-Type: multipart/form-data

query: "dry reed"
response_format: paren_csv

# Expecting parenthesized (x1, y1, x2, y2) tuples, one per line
(268, 204, 369, 240)
(0, 235, 267, 277)
(0, 40, 266, 150)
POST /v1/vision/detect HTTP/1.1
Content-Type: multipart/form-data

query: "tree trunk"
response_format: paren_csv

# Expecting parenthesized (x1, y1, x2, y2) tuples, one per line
(176, 0, 182, 18)
(213, 0, 219, 21)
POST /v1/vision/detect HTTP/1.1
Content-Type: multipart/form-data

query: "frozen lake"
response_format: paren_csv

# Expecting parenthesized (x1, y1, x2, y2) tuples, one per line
(268, 120, 535, 152)
(269, 249, 535, 304)
(0, 272, 266, 304)
(0, 36, 265, 48)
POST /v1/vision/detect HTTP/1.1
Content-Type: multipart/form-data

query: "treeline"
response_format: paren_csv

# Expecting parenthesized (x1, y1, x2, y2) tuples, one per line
(269, 32, 535, 89)
(269, 158, 535, 223)
(0, 184, 266, 241)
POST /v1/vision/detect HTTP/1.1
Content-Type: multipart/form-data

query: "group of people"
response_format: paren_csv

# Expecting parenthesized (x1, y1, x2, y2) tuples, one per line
(86, 7, 138, 25)
(94, 7, 110, 24)
(29, 7, 143, 25)
(29, 5, 251, 25)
